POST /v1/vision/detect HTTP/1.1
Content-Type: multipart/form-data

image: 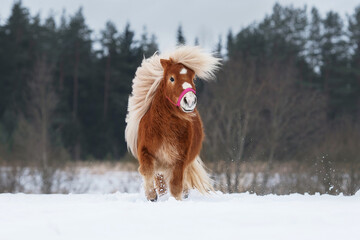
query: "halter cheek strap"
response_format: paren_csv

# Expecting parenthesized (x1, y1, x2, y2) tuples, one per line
(166, 88, 196, 107)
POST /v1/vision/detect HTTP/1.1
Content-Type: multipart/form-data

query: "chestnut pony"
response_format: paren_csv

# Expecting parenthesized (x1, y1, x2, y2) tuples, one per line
(125, 46, 220, 200)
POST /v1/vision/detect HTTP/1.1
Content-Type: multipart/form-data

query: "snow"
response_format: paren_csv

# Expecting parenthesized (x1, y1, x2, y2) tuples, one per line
(1, 191, 359, 240)
(1, 168, 143, 194)
(4, 166, 350, 195)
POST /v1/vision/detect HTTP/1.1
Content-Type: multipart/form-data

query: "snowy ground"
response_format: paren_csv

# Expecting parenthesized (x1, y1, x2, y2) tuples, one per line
(3, 166, 349, 194)
(1, 191, 359, 240)
(0, 167, 143, 194)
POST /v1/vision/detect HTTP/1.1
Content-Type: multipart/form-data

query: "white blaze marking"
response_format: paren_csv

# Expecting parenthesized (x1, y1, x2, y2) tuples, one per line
(182, 82, 192, 90)
(180, 68, 187, 74)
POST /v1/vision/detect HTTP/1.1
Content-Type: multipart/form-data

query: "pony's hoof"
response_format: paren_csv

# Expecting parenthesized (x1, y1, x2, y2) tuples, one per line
(146, 189, 158, 202)
(183, 189, 189, 199)
(149, 195, 158, 202)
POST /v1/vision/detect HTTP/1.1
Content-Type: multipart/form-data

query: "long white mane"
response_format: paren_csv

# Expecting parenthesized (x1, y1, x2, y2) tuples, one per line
(125, 46, 221, 158)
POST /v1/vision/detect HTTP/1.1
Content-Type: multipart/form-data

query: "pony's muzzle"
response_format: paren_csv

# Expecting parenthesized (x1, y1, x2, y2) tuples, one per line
(180, 91, 197, 112)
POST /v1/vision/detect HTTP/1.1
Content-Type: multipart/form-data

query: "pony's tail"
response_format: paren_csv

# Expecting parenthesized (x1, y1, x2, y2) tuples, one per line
(184, 156, 214, 194)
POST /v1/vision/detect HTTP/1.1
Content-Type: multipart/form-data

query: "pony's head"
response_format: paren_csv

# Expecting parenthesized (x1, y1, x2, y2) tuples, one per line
(160, 58, 197, 113)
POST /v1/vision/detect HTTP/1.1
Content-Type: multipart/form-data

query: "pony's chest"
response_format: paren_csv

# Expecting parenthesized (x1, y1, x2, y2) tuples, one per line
(155, 142, 179, 166)
(153, 122, 193, 164)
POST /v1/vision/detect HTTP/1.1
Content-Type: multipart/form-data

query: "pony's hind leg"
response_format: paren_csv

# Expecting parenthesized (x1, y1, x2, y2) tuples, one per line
(183, 185, 190, 199)
(138, 147, 157, 201)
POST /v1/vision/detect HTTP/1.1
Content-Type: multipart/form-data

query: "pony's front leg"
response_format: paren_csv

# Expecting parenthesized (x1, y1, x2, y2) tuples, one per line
(138, 147, 157, 201)
(170, 161, 185, 200)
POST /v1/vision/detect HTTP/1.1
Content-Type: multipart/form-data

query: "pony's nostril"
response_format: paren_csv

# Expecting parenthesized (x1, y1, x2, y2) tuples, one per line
(184, 97, 188, 104)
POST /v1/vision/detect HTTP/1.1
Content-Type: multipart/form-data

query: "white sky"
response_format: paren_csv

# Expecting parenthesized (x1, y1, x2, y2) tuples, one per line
(1, 0, 359, 51)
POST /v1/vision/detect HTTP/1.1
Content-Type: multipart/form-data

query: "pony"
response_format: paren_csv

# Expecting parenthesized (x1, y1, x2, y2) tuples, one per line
(125, 46, 221, 201)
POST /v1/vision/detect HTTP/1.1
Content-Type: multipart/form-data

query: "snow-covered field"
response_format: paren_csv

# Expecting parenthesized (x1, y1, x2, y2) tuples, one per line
(0, 167, 143, 194)
(3, 166, 353, 195)
(1, 191, 359, 240)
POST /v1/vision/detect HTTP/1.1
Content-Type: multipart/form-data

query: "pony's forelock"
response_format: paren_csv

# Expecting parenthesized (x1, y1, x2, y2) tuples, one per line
(125, 46, 221, 158)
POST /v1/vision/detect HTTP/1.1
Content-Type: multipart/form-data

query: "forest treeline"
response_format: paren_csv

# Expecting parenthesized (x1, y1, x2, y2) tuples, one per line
(0, 2, 160, 162)
(0, 2, 359, 170)
(201, 4, 360, 193)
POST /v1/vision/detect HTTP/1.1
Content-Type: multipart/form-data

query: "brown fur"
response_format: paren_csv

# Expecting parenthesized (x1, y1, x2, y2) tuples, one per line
(125, 46, 220, 201)
(137, 60, 209, 200)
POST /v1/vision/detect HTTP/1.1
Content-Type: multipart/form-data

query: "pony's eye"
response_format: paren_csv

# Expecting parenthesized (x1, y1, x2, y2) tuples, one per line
(170, 77, 175, 82)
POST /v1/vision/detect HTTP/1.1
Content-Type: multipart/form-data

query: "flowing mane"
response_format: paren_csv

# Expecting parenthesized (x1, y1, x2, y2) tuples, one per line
(125, 46, 221, 158)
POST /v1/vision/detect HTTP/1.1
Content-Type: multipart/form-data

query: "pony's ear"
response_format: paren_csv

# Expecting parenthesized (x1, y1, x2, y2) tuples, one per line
(160, 59, 171, 70)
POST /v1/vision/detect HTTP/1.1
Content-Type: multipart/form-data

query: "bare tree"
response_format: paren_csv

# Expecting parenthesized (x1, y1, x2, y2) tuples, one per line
(255, 60, 327, 193)
(201, 57, 327, 194)
(0, 138, 23, 192)
(12, 56, 69, 193)
(314, 118, 360, 195)
(201, 59, 264, 192)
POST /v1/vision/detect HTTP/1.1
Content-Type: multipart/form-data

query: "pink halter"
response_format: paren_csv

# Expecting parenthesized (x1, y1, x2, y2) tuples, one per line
(166, 88, 196, 107)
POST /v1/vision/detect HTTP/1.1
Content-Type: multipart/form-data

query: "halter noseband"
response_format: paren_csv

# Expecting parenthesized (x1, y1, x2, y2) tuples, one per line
(166, 88, 196, 107)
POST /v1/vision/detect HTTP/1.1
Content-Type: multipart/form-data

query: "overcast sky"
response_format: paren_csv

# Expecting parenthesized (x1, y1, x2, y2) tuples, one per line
(1, 0, 359, 51)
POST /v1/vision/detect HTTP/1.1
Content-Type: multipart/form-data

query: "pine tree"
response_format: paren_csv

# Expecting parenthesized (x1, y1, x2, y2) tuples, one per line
(100, 21, 118, 119)
(0, 1, 33, 139)
(176, 25, 186, 45)
(139, 26, 158, 57)
(320, 11, 352, 117)
(108, 23, 140, 158)
(308, 7, 322, 75)
(258, 3, 307, 60)
(194, 37, 199, 46)
(348, 6, 360, 119)
(57, 8, 94, 160)
(215, 35, 222, 58)
(226, 30, 234, 58)
(147, 34, 159, 55)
